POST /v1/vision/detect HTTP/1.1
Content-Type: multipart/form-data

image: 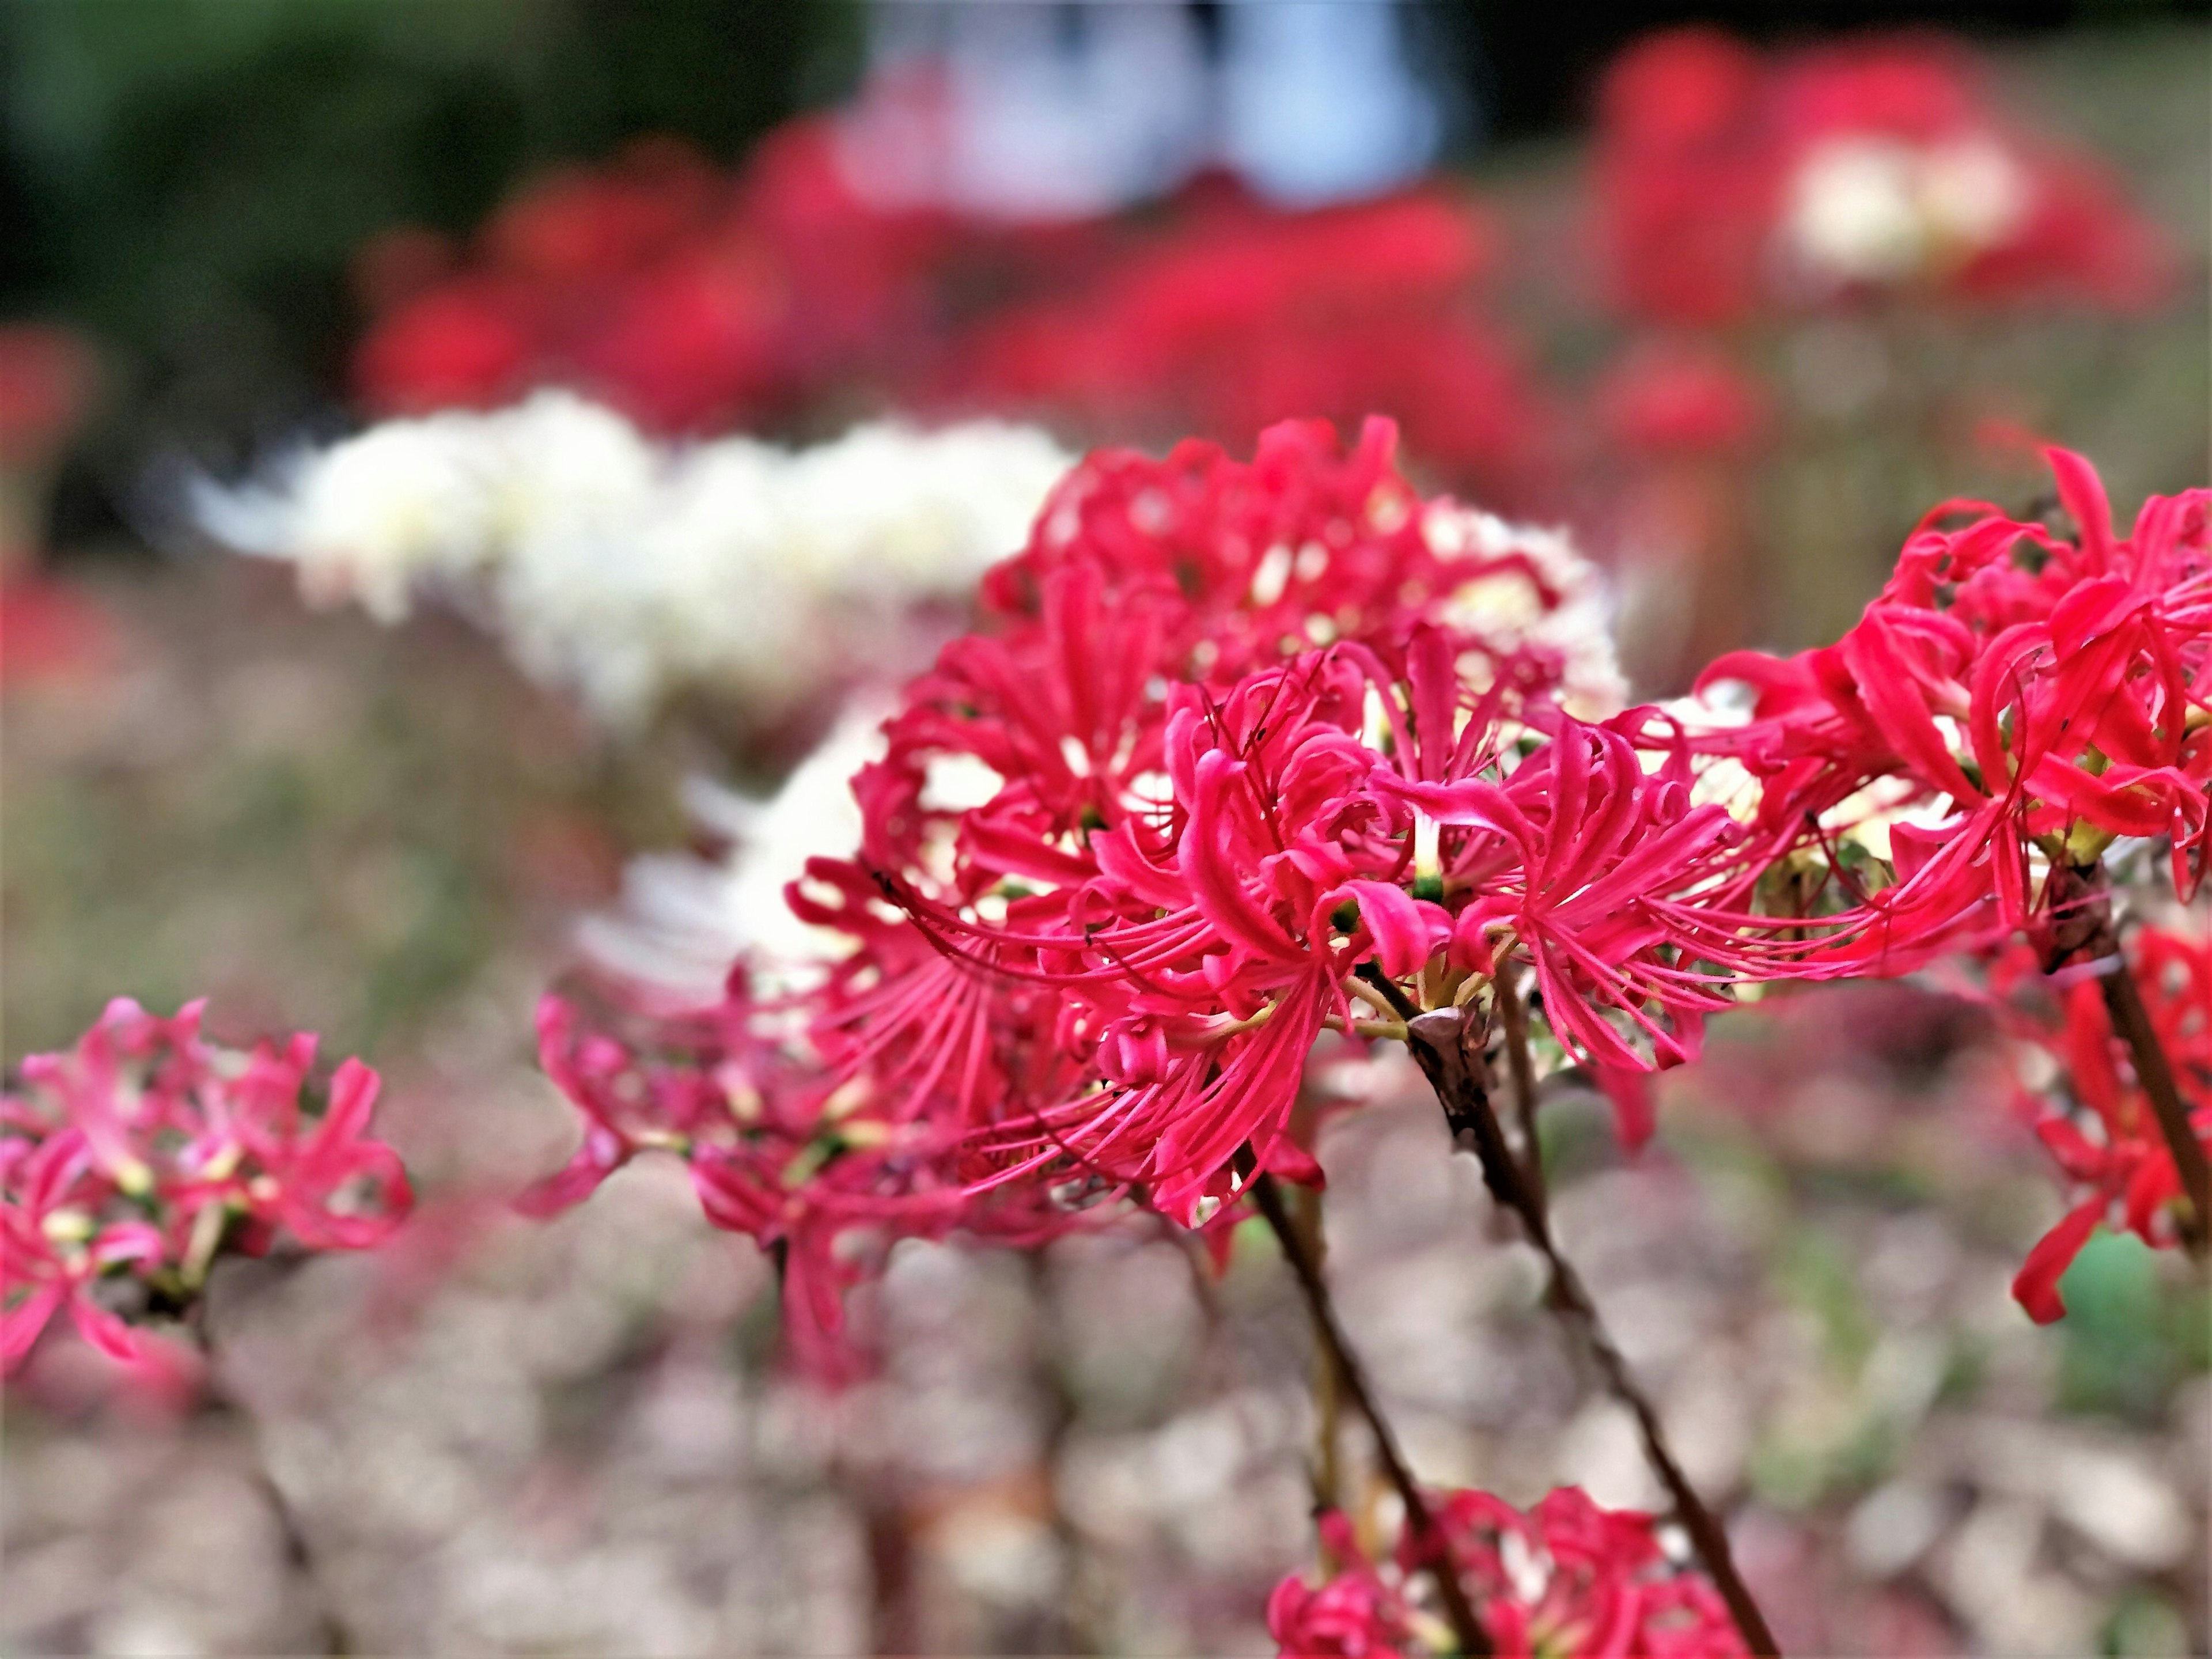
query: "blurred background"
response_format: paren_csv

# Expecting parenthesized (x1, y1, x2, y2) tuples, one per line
(3, 3, 2207, 1654)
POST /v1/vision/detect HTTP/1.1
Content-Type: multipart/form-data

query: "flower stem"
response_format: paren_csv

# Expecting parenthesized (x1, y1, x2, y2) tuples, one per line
(190, 1308, 353, 1655)
(1402, 1006, 1781, 1659)
(2099, 961, 2209, 1258)
(1490, 967, 1548, 1218)
(1247, 1168, 1493, 1657)
(2041, 860, 2208, 1258)
(1291, 1183, 1346, 1520)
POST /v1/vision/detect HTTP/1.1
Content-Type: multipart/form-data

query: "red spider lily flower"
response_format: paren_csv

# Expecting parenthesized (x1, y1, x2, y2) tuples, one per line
(516, 992, 752, 1218)
(1595, 29, 2178, 323)
(842, 460, 1635, 1213)
(1267, 1509, 1419, 1658)
(2, 999, 411, 1378)
(1686, 449, 2210, 967)
(1269, 1486, 1749, 1658)
(521, 983, 1075, 1374)
(928, 623, 1826, 1209)
(524, 418, 1624, 1350)
(0, 1130, 167, 1371)
(525, 422, 2200, 1380)
(1374, 710, 1765, 1084)
(1998, 927, 2211, 1322)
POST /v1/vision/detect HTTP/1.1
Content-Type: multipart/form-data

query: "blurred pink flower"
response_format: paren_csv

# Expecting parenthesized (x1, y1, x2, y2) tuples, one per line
(2, 999, 412, 1380)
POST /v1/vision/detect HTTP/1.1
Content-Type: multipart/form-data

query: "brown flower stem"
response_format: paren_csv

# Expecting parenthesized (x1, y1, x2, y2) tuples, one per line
(189, 1305, 353, 1655)
(2099, 961, 2209, 1257)
(1402, 1006, 1781, 1659)
(1490, 967, 1548, 1218)
(1247, 1168, 1493, 1657)
(1291, 1183, 1346, 1521)
(2041, 860, 2208, 1259)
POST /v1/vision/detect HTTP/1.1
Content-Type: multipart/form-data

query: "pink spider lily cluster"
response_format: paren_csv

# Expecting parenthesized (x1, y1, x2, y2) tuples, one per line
(1268, 1488, 1748, 1659)
(1681, 457, 2212, 1294)
(517, 990, 1074, 1377)
(516, 417, 2202, 1657)
(1691, 452, 2210, 953)
(2, 998, 412, 1378)
(522, 416, 1626, 1339)
(527, 418, 2209, 1351)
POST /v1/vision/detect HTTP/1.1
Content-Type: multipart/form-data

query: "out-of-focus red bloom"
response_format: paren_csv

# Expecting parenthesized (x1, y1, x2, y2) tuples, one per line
(565, 241, 790, 433)
(353, 277, 538, 415)
(1999, 927, 2211, 1321)
(349, 127, 955, 433)
(1, 999, 411, 1379)
(0, 324, 101, 583)
(937, 185, 1554, 507)
(345, 127, 1553, 503)
(481, 138, 721, 289)
(0, 325, 98, 468)
(1596, 338, 1767, 457)
(1596, 29, 2179, 323)
(1269, 1487, 1749, 1658)
(1584, 334, 1768, 693)
(1595, 31, 1771, 327)
(0, 578, 123, 687)
(734, 113, 964, 389)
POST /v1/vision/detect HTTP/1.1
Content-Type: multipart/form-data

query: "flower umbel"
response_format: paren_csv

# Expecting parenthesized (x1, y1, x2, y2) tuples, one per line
(1267, 1487, 1750, 1659)
(2, 999, 412, 1378)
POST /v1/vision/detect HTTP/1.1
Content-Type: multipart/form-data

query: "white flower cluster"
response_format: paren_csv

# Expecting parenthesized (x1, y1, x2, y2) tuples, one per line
(1782, 134, 2031, 289)
(1425, 503, 1628, 719)
(199, 393, 1075, 727)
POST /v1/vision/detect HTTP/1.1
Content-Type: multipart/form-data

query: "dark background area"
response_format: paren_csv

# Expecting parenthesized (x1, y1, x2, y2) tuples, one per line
(1460, 0, 2211, 137)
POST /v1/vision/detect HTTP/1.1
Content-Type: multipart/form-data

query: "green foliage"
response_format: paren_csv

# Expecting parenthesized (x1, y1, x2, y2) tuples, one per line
(2054, 1228, 2210, 1423)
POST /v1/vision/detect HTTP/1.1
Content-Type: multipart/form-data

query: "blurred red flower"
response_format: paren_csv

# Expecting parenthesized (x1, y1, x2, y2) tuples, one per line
(1596, 29, 2180, 322)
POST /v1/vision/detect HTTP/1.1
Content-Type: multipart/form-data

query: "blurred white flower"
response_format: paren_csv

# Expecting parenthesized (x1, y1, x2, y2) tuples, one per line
(1426, 505, 1627, 719)
(1655, 683, 1760, 824)
(1782, 133, 2032, 289)
(200, 393, 1073, 727)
